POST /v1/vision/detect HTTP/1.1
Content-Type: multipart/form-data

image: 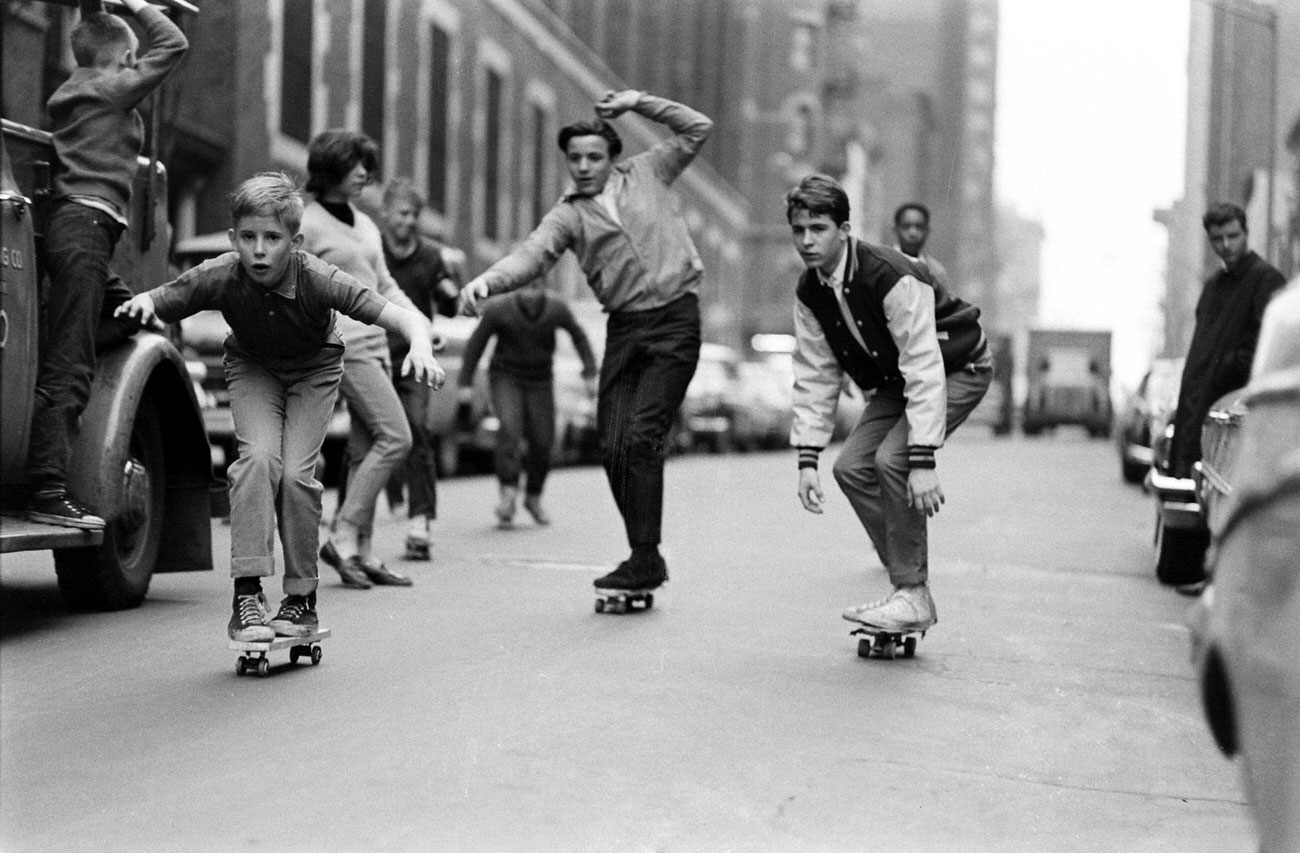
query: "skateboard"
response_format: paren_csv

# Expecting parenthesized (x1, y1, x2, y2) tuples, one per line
(403, 536, 430, 561)
(594, 589, 655, 614)
(850, 626, 923, 660)
(230, 628, 331, 677)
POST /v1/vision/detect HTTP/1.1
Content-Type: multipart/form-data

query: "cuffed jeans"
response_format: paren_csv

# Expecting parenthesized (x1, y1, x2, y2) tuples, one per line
(832, 360, 992, 586)
(28, 201, 129, 492)
(490, 373, 556, 495)
(336, 350, 412, 536)
(597, 294, 700, 548)
(225, 352, 343, 595)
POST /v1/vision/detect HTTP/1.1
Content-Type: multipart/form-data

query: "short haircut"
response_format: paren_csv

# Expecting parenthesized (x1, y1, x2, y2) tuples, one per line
(382, 177, 425, 212)
(893, 202, 931, 226)
(70, 13, 134, 68)
(230, 172, 305, 234)
(785, 174, 850, 226)
(304, 129, 380, 197)
(1202, 202, 1247, 232)
(557, 118, 622, 159)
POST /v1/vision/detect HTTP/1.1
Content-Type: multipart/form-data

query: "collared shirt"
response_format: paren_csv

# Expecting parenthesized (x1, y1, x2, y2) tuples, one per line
(477, 94, 712, 313)
(818, 242, 871, 354)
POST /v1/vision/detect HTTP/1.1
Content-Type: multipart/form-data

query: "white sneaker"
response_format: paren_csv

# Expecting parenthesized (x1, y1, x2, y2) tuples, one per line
(843, 585, 937, 632)
(841, 591, 895, 623)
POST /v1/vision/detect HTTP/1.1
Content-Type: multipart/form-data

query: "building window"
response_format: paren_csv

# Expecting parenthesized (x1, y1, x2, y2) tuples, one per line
(483, 67, 504, 241)
(427, 22, 451, 212)
(280, 0, 313, 143)
(361, 0, 387, 146)
(530, 102, 549, 227)
(791, 22, 815, 71)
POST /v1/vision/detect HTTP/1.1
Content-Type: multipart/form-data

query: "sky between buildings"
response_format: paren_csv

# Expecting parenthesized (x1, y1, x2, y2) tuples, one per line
(996, 0, 1191, 389)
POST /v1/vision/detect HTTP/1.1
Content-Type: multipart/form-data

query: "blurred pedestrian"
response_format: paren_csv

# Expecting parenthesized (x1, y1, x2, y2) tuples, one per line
(300, 129, 428, 589)
(379, 178, 459, 560)
(891, 202, 950, 287)
(787, 174, 991, 635)
(459, 89, 712, 595)
(1169, 203, 1285, 479)
(459, 280, 598, 527)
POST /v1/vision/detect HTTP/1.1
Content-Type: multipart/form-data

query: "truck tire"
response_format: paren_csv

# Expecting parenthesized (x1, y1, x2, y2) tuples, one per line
(55, 401, 165, 610)
(1154, 514, 1209, 587)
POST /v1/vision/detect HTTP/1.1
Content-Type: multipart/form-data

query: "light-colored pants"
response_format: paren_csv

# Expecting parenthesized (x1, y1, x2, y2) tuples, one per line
(832, 362, 992, 587)
(225, 352, 343, 595)
(336, 350, 412, 536)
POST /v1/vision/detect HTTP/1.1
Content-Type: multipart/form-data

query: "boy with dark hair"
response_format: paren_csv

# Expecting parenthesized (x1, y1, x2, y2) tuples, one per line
(1169, 202, 1285, 479)
(380, 178, 459, 558)
(787, 174, 991, 634)
(26, 0, 188, 529)
(892, 202, 950, 287)
(459, 89, 712, 595)
(114, 173, 444, 640)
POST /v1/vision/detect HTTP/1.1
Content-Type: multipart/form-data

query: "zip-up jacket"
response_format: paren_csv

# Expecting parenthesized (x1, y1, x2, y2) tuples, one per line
(791, 239, 985, 469)
(477, 93, 711, 313)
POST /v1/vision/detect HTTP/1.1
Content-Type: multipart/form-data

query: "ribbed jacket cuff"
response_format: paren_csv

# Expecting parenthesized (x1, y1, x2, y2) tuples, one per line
(908, 445, 937, 469)
(797, 447, 822, 470)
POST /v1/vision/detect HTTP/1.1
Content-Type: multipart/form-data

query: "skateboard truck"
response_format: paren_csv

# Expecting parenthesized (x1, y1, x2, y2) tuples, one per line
(850, 626, 923, 660)
(594, 589, 654, 614)
(230, 629, 331, 677)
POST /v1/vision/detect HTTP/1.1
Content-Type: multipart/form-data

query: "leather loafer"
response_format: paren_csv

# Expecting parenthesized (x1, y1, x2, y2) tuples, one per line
(361, 558, 413, 587)
(330, 551, 373, 589)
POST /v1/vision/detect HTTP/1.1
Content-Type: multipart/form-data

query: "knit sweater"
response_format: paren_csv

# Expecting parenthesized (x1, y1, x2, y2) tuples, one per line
(299, 200, 420, 360)
(49, 5, 188, 221)
(459, 291, 598, 385)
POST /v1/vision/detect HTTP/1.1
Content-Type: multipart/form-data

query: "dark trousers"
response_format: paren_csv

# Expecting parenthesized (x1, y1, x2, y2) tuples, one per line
(394, 368, 438, 519)
(597, 294, 700, 549)
(490, 373, 556, 496)
(28, 201, 129, 493)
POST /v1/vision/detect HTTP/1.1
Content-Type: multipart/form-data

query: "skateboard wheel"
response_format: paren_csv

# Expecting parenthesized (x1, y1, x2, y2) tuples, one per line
(856, 638, 872, 659)
(903, 637, 917, 658)
(236, 656, 247, 676)
(881, 640, 897, 660)
(256, 658, 269, 678)
(595, 599, 606, 613)
(290, 647, 302, 665)
(644, 594, 654, 609)
(310, 646, 322, 665)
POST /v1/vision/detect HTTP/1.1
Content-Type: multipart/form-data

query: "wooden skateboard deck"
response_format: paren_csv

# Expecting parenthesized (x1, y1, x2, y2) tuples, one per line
(229, 628, 331, 677)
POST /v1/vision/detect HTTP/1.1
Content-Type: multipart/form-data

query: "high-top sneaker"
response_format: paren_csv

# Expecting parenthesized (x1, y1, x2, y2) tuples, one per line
(26, 492, 106, 530)
(495, 485, 519, 527)
(229, 593, 274, 642)
(268, 593, 319, 638)
(844, 585, 937, 633)
(593, 560, 637, 590)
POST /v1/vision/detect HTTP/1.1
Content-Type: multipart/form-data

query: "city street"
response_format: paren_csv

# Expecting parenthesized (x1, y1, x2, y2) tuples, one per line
(1, 432, 1253, 852)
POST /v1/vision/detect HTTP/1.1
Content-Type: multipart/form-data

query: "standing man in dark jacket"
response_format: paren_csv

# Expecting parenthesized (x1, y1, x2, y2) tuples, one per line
(1169, 203, 1285, 478)
(459, 282, 598, 527)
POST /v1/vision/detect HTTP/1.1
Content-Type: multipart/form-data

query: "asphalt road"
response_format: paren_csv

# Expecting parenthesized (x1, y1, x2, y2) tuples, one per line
(0, 432, 1254, 852)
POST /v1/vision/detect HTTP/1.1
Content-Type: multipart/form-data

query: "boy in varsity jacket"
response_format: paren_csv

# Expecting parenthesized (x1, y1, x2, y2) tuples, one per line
(787, 175, 992, 633)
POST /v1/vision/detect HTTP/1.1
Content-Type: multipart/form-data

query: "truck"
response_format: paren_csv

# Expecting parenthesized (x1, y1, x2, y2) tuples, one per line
(1, 0, 213, 610)
(1021, 328, 1113, 438)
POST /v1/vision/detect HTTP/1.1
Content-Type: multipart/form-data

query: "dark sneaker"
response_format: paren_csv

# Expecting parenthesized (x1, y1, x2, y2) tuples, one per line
(26, 493, 106, 530)
(594, 560, 638, 590)
(523, 494, 551, 525)
(637, 554, 669, 590)
(321, 542, 371, 589)
(229, 593, 274, 642)
(268, 594, 318, 638)
(403, 533, 431, 561)
(359, 557, 413, 587)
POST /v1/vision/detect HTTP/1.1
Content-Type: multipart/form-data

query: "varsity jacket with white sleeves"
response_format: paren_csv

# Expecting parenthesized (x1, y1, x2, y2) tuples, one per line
(790, 238, 985, 471)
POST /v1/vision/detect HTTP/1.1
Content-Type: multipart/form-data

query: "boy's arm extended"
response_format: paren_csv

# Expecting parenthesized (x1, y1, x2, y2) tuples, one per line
(458, 206, 576, 315)
(373, 304, 445, 388)
(457, 309, 497, 388)
(595, 90, 713, 185)
(790, 300, 843, 514)
(557, 302, 599, 379)
(109, 0, 189, 109)
(115, 261, 224, 325)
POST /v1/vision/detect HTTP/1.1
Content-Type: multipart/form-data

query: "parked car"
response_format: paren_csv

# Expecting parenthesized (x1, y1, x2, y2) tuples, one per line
(1115, 357, 1184, 484)
(1189, 277, 1300, 851)
(730, 358, 793, 451)
(675, 343, 742, 453)
(1022, 328, 1113, 437)
(1145, 385, 1245, 588)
